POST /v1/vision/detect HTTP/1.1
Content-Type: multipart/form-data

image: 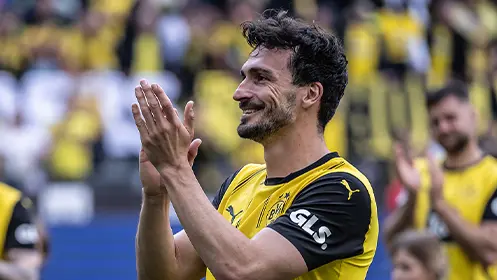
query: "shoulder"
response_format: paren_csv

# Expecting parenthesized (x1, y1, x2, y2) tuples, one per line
(0, 182, 22, 196)
(299, 171, 373, 208)
(0, 182, 23, 209)
(267, 167, 376, 270)
(483, 156, 497, 173)
(323, 157, 374, 199)
(477, 156, 497, 190)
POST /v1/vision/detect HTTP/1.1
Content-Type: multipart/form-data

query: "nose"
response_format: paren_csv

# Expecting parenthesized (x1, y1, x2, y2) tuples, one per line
(437, 120, 452, 134)
(233, 81, 253, 102)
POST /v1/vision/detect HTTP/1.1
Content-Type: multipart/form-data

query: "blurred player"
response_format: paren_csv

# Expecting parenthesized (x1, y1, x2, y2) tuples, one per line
(390, 230, 447, 280)
(134, 9, 378, 280)
(0, 182, 43, 280)
(384, 82, 497, 280)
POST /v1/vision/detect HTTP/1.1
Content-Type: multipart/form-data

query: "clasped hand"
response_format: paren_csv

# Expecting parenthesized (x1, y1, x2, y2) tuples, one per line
(132, 80, 201, 174)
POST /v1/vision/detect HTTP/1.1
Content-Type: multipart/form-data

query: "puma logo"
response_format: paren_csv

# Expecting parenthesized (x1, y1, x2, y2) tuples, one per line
(342, 179, 360, 200)
(226, 205, 243, 224)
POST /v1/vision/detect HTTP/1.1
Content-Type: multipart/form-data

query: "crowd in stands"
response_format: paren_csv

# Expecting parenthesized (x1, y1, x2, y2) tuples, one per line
(0, 0, 497, 207)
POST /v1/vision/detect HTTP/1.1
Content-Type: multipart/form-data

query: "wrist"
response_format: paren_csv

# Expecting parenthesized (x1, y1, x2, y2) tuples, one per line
(159, 161, 193, 187)
(431, 197, 446, 212)
(142, 190, 167, 205)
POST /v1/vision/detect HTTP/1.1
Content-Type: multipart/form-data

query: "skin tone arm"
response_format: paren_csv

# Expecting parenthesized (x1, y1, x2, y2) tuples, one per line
(383, 144, 421, 247)
(134, 89, 205, 280)
(136, 193, 206, 280)
(161, 168, 306, 280)
(0, 249, 42, 280)
(383, 193, 417, 248)
(431, 200, 497, 266)
(133, 81, 308, 280)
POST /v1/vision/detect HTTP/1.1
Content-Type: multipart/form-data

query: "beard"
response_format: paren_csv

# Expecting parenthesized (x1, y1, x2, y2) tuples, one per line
(438, 132, 470, 154)
(237, 91, 296, 143)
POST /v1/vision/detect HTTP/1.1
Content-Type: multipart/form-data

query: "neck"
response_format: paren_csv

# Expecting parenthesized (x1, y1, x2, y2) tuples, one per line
(445, 141, 483, 169)
(262, 123, 330, 178)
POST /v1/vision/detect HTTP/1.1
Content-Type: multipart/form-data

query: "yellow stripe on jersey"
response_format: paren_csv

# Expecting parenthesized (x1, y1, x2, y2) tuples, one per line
(207, 153, 378, 280)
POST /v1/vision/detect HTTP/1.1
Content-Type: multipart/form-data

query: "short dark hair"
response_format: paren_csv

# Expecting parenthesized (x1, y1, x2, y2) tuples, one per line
(426, 81, 469, 109)
(241, 9, 348, 132)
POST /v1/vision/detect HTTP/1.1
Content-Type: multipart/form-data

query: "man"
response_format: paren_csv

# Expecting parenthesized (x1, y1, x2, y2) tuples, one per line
(0, 182, 43, 280)
(384, 83, 497, 280)
(134, 10, 378, 280)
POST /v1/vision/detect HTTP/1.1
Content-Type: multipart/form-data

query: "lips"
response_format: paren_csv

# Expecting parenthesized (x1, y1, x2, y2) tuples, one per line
(239, 101, 264, 117)
(242, 109, 259, 115)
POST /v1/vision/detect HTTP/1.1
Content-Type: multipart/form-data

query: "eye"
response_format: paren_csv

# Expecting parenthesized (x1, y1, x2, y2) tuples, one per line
(254, 74, 267, 84)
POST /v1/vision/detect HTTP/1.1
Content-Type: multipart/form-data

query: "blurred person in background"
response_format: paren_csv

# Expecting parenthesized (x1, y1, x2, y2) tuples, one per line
(384, 82, 497, 280)
(389, 230, 447, 280)
(0, 182, 43, 280)
(0, 109, 51, 196)
(47, 93, 101, 182)
(135, 9, 378, 280)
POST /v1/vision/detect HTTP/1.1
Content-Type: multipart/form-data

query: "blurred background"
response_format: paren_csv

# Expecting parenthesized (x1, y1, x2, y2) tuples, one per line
(0, 0, 497, 279)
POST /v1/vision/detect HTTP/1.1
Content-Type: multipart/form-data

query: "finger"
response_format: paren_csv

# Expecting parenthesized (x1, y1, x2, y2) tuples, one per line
(394, 142, 412, 165)
(135, 86, 156, 131)
(394, 143, 405, 162)
(140, 80, 166, 127)
(187, 138, 202, 166)
(426, 152, 437, 170)
(132, 104, 149, 141)
(426, 152, 443, 181)
(152, 84, 181, 126)
(184, 101, 195, 138)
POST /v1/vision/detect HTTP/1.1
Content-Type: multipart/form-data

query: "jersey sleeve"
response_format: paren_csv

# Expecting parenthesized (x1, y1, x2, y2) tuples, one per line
(3, 197, 39, 252)
(212, 169, 241, 210)
(267, 172, 372, 271)
(482, 187, 497, 221)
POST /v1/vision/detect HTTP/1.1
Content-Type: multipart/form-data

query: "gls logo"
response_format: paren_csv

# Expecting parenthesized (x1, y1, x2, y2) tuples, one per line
(290, 209, 331, 250)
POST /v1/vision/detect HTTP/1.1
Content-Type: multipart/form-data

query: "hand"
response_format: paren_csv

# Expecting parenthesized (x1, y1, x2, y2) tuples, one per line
(139, 141, 201, 196)
(133, 80, 202, 195)
(394, 143, 421, 194)
(426, 153, 444, 207)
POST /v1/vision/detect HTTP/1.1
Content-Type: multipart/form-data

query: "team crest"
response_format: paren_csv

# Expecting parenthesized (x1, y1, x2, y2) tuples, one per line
(266, 192, 290, 226)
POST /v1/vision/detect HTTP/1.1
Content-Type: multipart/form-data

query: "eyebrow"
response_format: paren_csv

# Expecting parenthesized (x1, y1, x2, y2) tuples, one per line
(240, 67, 277, 81)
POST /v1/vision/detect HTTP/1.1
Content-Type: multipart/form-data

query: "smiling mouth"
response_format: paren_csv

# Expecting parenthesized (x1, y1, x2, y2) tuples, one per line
(242, 108, 262, 116)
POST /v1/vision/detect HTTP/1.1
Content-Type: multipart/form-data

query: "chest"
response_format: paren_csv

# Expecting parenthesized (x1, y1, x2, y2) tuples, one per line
(416, 167, 497, 240)
(217, 180, 298, 238)
(442, 171, 493, 214)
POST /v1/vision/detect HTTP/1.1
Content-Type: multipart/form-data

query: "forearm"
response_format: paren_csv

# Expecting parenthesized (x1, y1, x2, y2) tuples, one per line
(162, 167, 255, 280)
(0, 261, 37, 280)
(434, 200, 493, 265)
(136, 192, 178, 280)
(383, 193, 417, 246)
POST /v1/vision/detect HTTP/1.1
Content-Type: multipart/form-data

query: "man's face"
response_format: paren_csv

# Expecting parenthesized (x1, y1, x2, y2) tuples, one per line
(428, 95, 475, 154)
(234, 48, 299, 143)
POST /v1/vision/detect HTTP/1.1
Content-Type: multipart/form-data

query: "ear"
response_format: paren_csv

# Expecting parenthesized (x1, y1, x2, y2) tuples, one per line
(301, 82, 323, 109)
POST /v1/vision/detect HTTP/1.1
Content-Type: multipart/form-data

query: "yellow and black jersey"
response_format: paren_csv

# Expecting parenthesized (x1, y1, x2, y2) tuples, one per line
(413, 155, 497, 280)
(0, 182, 39, 260)
(208, 152, 379, 280)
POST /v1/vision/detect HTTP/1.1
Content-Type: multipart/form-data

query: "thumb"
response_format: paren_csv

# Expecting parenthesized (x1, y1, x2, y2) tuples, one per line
(426, 152, 443, 182)
(139, 147, 149, 163)
(184, 101, 195, 139)
(188, 138, 202, 166)
(426, 151, 437, 170)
